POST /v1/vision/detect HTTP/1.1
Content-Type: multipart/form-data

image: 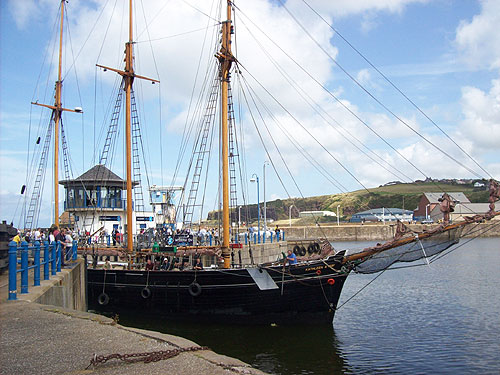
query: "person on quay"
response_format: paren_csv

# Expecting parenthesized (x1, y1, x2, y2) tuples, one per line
(55, 228, 66, 266)
(12, 231, 21, 245)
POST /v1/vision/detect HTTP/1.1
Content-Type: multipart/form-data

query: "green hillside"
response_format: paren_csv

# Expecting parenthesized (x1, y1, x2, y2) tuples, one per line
(207, 181, 490, 222)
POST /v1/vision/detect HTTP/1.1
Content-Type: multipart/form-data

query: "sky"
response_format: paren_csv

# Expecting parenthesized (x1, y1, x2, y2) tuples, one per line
(1, 0, 500, 228)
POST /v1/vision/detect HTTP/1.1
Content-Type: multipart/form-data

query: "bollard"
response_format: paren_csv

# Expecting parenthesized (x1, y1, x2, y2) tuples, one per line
(51, 242, 56, 275)
(21, 241, 28, 294)
(253, 233, 256, 244)
(107, 235, 110, 246)
(263, 232, 266, 244)
(245, 233, 248, 245)
(209, 234, 212, 246)
(43, 241, 49, 280)
(72, 240, 77, 261)
(8, 241, 17, 301)
(282, 231, 285, 241)
(270, 232, 274, 243)
(34, 241, 40, 286)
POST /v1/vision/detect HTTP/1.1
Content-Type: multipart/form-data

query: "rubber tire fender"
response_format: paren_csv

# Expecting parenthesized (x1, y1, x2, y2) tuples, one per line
(188, 282, 202, 297)
(293, 245, 301, 255)
(313, 243, 320, 253)
(307, 244, 315, 254)
(141, 287, 152, 299)
(299, 246, 307, 256)
(98, 292, 109, 306)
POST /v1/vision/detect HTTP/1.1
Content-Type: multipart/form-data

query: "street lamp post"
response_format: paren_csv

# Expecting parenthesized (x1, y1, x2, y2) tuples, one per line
(263, 161, 269, 233)
(337, 205, 340, 226)
(289, 204, 295, 227)
(250, 174, 260, 242)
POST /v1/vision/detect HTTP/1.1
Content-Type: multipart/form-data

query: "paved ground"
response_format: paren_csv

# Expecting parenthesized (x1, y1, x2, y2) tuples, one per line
(0, 301, 267, 375)
(0, 264, 267, 375)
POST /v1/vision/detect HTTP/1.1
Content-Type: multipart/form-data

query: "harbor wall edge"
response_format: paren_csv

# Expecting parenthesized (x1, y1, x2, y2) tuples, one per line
(29, 259, 87, 311)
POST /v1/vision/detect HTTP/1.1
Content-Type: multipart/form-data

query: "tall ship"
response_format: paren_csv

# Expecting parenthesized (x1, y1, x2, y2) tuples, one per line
(19, 0, 500, 324)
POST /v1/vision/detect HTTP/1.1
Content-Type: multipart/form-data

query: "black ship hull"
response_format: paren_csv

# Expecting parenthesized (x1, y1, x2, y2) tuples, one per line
(87, 256, 349, 324)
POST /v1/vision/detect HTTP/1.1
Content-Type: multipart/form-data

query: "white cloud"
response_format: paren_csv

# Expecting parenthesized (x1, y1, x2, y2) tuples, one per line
(356, 69, 371, 85)
(8, 0, 42, 29)
(458, 78, 500, 151)
(453, 0, 500, 170)
(300, 0, 429, 18)
(455, 0, 500, 69)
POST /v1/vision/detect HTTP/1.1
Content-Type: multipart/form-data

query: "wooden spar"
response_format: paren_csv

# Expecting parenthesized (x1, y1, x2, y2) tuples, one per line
(125, 0, 133, 252)
(343, 210, 500, 264)
(31, 0, 83, 228)
(97, 0, 158, 252)
(220, 1, 234, 268)
(53, 0, 64, 227)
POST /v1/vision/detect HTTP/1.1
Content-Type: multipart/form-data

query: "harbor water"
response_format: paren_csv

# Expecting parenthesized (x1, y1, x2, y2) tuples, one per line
(118, 237, 500, 374)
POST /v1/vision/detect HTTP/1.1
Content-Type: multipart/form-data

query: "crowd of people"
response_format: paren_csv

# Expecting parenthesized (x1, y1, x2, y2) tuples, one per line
(136, 226, 222, 248)
(11, 225, 76, 266)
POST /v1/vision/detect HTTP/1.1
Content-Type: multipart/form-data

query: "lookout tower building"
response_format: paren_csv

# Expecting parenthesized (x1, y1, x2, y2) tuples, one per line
(59, 164, 155, 236)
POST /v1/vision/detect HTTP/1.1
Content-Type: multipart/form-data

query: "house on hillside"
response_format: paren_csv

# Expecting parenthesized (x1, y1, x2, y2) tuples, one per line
(350, 208, 413, 223)
(413, 192, 470, 222)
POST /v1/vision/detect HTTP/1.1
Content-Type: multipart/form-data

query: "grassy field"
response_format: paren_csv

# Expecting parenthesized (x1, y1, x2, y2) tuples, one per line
(207, 181, 490, 222)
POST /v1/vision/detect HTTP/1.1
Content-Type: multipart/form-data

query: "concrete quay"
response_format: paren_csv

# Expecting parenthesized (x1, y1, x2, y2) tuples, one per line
(0, 300, 267, 375)
(0, 260, 267, 375)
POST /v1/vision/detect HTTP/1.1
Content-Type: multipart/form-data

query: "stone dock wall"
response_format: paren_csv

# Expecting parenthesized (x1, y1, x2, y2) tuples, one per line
(239, 242, 288, 264)
(282, 222, 500, 241)
(15, 259, 88, 311)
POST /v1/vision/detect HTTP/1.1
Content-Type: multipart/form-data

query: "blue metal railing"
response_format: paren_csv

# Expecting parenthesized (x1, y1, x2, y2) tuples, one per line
(240, 231, 284, 245)
(8, 240, 78, 301)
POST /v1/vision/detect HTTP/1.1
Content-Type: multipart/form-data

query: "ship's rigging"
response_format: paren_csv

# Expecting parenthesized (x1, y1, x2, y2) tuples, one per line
(17, 0, 498, 254)
(13, 0, 500, 326)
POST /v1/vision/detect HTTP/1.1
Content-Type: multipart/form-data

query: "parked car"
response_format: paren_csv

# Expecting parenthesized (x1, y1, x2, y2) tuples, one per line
(421, 219, 434, 224)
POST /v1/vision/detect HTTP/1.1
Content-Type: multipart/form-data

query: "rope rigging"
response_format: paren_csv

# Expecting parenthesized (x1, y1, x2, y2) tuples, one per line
(299, 0, 492, 180)
(276, 0, 487, 181)
(173, 1, 433, 236)
(231, 2, 492, 201)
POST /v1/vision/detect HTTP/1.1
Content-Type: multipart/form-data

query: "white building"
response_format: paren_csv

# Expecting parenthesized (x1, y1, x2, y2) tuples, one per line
(350, 208, 413, 223)
(299, 210, 337, 218)
(60, 164, 155, 237)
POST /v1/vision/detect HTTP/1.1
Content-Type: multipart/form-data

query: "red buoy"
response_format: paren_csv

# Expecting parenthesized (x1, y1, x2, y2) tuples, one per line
(327, 278, 335, 285)
(316, 269, 322, 275)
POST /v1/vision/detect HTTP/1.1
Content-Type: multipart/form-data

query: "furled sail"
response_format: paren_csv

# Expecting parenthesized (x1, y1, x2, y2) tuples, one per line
(351, 227, 462, 274)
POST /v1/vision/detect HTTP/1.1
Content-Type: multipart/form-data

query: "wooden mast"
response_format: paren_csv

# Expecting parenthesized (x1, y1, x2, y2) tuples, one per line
(96, 0, 159, 251)
(125, 0, 134, 252)
(219, 1, 234, 268)
(32, 0, 81, 228)
(53, 0, 64, 227)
